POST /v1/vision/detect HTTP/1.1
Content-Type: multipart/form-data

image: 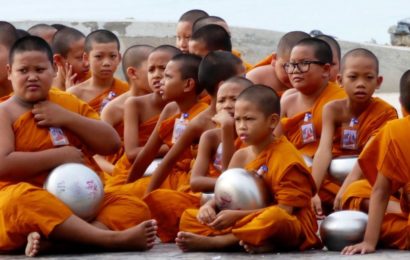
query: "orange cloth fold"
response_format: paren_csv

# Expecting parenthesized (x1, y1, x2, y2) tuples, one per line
(106, 115, 159, 187)
(281, 82, 345, 205)
(180, 136, 322, 251)
(0, 89, 150, 251)
(349, 117, 410, 249)
(117, 102, 208, 198)
(88, 78, 129, 113)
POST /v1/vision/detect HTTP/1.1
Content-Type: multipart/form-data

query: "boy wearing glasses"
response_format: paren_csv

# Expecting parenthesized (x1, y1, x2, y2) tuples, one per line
(311, 48, 397, 218)
(275, 38, 346, 216)
(246, 31, 310, 96)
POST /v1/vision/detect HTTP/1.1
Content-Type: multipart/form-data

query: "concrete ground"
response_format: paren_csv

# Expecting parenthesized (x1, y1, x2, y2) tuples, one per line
(2, 243, 410, 259)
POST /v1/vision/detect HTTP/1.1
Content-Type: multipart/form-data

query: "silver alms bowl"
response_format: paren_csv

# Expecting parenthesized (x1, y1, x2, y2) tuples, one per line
(44, 163, 104, 221)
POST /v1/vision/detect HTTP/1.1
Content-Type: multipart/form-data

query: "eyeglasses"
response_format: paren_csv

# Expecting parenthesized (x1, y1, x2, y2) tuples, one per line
(283, 60, 327, 74)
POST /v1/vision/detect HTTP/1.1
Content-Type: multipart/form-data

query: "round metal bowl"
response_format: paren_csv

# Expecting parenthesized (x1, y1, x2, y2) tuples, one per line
(214, 168, 270, 210)
(329, 156, 358, 184)
(44, 163, 104, 221)
(320, 210, 368, 251)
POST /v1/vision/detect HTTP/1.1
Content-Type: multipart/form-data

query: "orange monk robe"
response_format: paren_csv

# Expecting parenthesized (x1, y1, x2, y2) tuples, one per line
(349, 117, 410, 249)
(252, 53, 273, 68)
(117, 102, 209, 198)
(281, 81, 346, 204)
(179, 136, 322, 250)
(144, 138, 245, 242)
(106, 115, 160, 187)
(88, 78, 129, 113)
(0, 89, 150, 251)
(232, 49, 253, 72)
(333, 98, 398, 210)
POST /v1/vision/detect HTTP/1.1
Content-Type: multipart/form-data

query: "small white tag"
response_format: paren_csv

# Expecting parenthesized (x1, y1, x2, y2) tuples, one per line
(49, 127, 69, 146)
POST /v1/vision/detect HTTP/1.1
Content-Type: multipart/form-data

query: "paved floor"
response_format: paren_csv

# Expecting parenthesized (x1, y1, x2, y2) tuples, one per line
(2, 243, 410, 259)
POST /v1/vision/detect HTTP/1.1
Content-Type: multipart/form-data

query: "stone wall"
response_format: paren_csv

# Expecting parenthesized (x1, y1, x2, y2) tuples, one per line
(13, 20, 410, 92)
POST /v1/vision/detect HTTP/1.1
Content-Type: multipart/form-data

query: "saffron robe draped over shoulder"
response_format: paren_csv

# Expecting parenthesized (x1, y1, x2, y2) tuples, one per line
(106, 115, 159, 187)
(117, 102, 209, 198)
(179, 136, 322, 251)
(88, 78, 129, 113)
(346, 117, 410, 249)
(281, 81, 346, 206)
(0, 89, 150, 251)
(337, 99, 397, 210)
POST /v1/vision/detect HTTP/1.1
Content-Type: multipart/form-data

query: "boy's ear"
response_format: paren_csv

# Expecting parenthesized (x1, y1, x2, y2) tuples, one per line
(6, 64, 11, 81)
(82, 52, 90, 67)
(53, 54, 64, 67)
(336, 73, 343, 86)
(183, 78, 196, 93)
(376, 76, 383, 89)
(126, 66, 137, 80)
(270, 113, 280, 130)
(322, 63, 331, 78)
(270, 52, 277, 67)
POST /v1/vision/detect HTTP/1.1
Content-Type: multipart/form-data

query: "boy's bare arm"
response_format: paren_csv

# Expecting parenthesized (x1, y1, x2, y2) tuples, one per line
(227, 148, 248, 169)
(32, 101, 120, 155)
(145, 119, 206, 194)
(312, 103, 337, 190)
(342, 173, 391, 255)
(123, 97, 142, 161)
(190, 129, 219, 192)
(127, 105, 174, 183)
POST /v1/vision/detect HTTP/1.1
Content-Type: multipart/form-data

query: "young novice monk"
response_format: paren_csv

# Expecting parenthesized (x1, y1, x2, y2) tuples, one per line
(0, 36, 157, 256)
(177, 85, 321, 253)
(192, 16, 253, 72)
(96, 44, 154, 175)
(188, 24, 232, 57)
(68, 29, 128, 113)
(27, 23, 57, 45)
(127, 51, 244, 193)
(51, 27, 90, 90)
(105, 45, 181, 187)
(176, 9, 209, 53)
(315, 34, 341, 82)
(143, 76, 252, 242)
(123, 53, 207, 197)
(341, 69, 410, 254)
(246, 31, 310, 95)
(311, 48, 398, 217)
(0, 21, 19, 98)
(275, 38, 346, 215)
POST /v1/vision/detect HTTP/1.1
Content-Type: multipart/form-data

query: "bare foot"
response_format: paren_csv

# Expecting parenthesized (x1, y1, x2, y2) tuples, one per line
(25, 232, 41, 257)
(239, 240, 275, 254)
(114, 219, 158, 251)
(175, 231, 238, 252)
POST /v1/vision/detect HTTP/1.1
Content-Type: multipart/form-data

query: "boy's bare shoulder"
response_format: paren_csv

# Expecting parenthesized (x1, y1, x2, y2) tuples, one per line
(67, 80, 89, 97)
(101, 92, 131, 123)
(201, 128, 222, 144)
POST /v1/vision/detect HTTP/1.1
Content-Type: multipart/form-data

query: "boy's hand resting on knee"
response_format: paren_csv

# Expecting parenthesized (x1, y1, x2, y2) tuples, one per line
(197, 204, 216, 225)
(208, 210, 242, 230)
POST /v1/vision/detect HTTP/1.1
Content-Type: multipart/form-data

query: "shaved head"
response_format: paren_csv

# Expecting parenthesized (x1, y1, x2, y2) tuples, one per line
(0, 21, 19, 48)
(84, 29, 120, 53)
(52, 27, 85, 57)
(192, 16, 229, 34)
(277, 31, 310, 58)
(237, 84, 280, 116)
(341, 48, 379, 74)
(400, 70, 410, 113)
(122, 44, 154, 79)
(28, 23, 57, 44)
(179, 9, 209, 23)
